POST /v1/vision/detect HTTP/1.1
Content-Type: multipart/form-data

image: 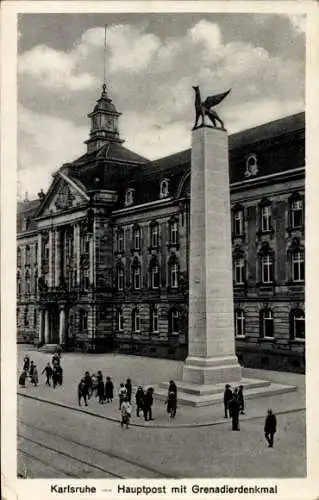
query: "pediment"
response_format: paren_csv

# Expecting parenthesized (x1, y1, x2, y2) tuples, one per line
(39, 176, 87, 217)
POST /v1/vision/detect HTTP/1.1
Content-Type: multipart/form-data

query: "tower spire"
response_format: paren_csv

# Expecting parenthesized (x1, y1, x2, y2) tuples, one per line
(103, 24, 107, 94)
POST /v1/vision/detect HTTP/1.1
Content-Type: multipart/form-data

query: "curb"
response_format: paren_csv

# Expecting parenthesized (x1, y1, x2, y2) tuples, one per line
(18, 392, 305, 429)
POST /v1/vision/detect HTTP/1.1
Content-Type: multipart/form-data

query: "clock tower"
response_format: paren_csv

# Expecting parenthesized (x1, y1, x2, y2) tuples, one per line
(85, 84, 123, 153)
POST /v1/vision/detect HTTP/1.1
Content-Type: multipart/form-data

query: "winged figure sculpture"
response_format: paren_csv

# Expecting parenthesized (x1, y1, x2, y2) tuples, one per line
(192, 86, 231, 130)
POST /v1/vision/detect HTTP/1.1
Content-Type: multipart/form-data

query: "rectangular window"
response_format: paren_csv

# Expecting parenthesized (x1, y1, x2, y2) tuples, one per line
(294, 315, 305, 340)
(261, 205, 272, 232)
(171, 264, 178, 288)
(151, 225, 159, 247)
(291, 200, 303, 228)
(82, 268, 89, 291)
(134, 229, 141, 250)
(80, 310, 88, 331)
(133, 268, 141, 290)
(262, 310, 274, 338)
(234, 257, 245, 284)
(292, 251, 305, 282)
(234, 211, 244, 236)
(117, 268, 124, 290)
(261, 255, 273, 283)
(170, 221, 178, 245)
(152, 309, 159, 333)
(235, 310, 245, 337)
(151, 266, 159, 289)
(171, 311, 180, 334)
(116, 230, 124, 252)
(118, 310, 124, 331)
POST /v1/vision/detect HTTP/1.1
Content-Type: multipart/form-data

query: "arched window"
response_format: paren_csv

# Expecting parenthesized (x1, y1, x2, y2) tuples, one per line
(117, 308, 124, 331)
(149, 256, 160, 289)
(24, 306, 29, 327)
(150, 305, 159, 333)
(290, 309, 305, 340)
(289, 193, 304, 229)
(160, 179, 169, 199)
(17, 247, 22, 267)
(25, 245, 31, 265)
(260, 309, 274, 339)
(25, 269, 31, 294)
(116, 228, 124, 252)
(117, 265, 125, 291)
(131, 258, 141, 290)
(132, 307, 140, 332)
(169, 218, 179, 245)
(235, 309, 245, 337)
(258, 242, 274, 284)
(133, 225, 141, 251)
(79, 309, 88, 331)
(168, 254, 179, 288)
(169, 308, 180, 335)
(244, 154, 258, 177)
(150, 221, 159, 248)
(17, 270, 21, 296)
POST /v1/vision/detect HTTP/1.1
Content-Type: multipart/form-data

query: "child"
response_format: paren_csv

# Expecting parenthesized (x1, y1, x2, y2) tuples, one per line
(120, 397, 132, 429)
(118, 383, 127, 410)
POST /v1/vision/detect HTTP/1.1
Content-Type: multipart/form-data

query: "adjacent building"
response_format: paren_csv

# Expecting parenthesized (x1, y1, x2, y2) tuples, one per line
(17, 85, 305, 372)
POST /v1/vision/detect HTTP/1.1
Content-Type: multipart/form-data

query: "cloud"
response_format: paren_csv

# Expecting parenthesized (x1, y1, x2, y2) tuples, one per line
(18, 106, 87, 196)
(18, 19, 304, 197)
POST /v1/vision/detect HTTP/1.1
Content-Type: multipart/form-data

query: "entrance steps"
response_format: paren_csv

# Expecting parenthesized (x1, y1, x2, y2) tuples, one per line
(38, 344, 59, 354)
(154, 378, 297, 407)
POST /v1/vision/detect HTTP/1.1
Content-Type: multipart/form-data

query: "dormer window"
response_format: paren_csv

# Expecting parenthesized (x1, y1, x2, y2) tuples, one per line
(160, 179, 169, 199)
(125, 188, 135, 207)
(244, 154, 258, 178)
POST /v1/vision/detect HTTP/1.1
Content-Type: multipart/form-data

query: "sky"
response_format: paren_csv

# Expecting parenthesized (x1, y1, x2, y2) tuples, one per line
(18, 13, 305, 199)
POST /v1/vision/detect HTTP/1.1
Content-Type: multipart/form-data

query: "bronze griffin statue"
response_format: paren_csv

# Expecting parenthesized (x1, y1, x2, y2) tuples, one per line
(192, 86, 231, 130)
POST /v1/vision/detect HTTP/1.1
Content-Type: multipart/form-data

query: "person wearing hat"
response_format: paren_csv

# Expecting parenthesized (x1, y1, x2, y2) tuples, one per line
(223, 384, 233, 418)
(78, 378, 89, 406)
(228, 388, 240, 431)
(135, 386, 145, 417)
(264, 409, 277, 448)
(238, 385, 245, 414)
(105, 376, 114, 403)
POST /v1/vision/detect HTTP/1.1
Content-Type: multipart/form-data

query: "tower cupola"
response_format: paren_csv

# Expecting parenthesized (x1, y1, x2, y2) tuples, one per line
(85, 84, 123, 153)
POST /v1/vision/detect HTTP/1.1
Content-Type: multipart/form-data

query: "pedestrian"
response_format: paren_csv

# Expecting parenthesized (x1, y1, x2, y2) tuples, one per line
(97, 371, 105, 404)
(168, 380, 177, 396)
(84, 371, 93, 398)
(120, 396, 132, 429)
(125, 378, 132, 403)
(228, 389, 240, 431)
(23, 355, 30, 373)
(53, 365, 63, 388)
(31, 365, 39, 386)
(264, 409, 277, 448)
(52, 353, 60, 368)
(19, 370, 28, 388)
(91, 373, 98, 397)
(42, 363, 53, 386)
(56, 345, 62, 358)
(105, 376, 114, 403)
(135, 386, 144, 417)
(29, 360, 35, 379)
(238, 385, 245, 414)
(118, 383, 127, 410)
(78, 378, 89, 407)
(166, 390, 177, 418)
(144, 387, 154, 421)
(223, 384, 233, 418)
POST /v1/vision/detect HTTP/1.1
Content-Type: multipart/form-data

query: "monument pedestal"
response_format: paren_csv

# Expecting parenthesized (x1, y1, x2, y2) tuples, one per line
(155, 125, 296, 406)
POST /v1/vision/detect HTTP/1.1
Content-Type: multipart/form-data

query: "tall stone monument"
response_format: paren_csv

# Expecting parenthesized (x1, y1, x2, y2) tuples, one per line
(182, 124, 242, 386)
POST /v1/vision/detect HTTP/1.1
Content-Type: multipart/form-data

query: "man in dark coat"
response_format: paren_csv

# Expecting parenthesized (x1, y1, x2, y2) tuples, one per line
(143, 388, 154, 421)
(167, 390, 177, 418)
(96, 371, 105, 403)
(135, 386, 144, 417)
(264, 409, 277, 447)
(78, 378, 89, 406)
(228, 390, 240, 430)
(238, 385, 245, 414)
(223, 384, 233, 418)
(53, 365, 63, 388)
(125, 378, 132, 403)
(84, 371, 93, 398)
(42, 363, 53, 386)
(168, 380, 177, 396)
(23, 355, 30, 373)
(105, 376, 114, 403)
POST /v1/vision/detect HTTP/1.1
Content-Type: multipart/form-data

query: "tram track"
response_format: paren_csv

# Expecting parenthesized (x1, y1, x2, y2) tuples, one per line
(18, 420, 175, 478)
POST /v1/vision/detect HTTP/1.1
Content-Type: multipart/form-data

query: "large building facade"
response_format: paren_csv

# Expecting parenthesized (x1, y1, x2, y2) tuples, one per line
(17, 86, 305, 372)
